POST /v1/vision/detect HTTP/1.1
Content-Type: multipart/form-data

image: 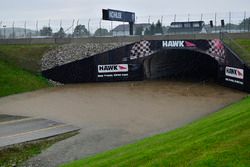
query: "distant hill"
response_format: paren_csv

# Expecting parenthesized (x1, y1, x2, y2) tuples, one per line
(0, 27, 36, 38)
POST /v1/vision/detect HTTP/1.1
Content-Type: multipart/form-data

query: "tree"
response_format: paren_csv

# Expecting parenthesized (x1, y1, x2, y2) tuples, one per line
(40, 27, 53, 36)
(54, 27, 66, 38)
(144, 28, 151, 35)
(155, 20, 163, 34)
(239, 17, 250, 30)
(135, 26, 143, 35)
(144, 20, 164, 35)
(94, 28, 110, 36)
(73, 25, 89, 37)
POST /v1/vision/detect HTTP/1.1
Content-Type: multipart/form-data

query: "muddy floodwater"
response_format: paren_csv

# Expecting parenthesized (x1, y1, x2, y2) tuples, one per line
(0, 80, 246, 167)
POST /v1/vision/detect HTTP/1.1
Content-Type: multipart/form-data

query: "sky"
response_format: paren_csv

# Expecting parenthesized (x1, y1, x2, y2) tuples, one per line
(0, 0, 249, 20)
(0, 0, 249, 31)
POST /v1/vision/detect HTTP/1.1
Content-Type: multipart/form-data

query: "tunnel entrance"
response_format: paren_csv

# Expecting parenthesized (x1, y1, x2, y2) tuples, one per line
(143, 49, 219, 81)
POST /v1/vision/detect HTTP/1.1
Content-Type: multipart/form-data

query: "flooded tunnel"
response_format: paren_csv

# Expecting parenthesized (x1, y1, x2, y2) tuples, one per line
(143, 49, 219, 81)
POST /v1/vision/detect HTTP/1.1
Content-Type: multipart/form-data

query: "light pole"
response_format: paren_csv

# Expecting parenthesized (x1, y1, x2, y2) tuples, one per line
(88, 19, 90, 37)
(3, 25, 6, 39)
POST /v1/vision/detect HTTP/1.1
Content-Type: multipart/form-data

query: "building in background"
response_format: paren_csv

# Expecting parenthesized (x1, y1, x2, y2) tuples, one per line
(111, 23, 150, 36)
(167, 21, 207, 34)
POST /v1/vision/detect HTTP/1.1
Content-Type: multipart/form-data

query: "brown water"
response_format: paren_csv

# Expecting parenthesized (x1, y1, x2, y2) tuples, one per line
(0, 80, 246, 167)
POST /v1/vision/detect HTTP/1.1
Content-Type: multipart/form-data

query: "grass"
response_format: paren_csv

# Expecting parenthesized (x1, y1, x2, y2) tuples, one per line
(0, 60, 50, 97)
(62, 96, 250, 167)
(235, 39, 250, 65)
(0, 131, 79, 167)
(0, 44, 53, 97)
(0, 44, 55, 73)
(223, 38, 250, 66)
(235, 39, 250, 53)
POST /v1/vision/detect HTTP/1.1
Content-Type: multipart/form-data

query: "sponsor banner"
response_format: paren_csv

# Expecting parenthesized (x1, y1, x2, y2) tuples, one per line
(162, 41, 196, 48)
(225, 66, 244, 79)
(98, 64, 128, 73)
(225, 78, 244, 85)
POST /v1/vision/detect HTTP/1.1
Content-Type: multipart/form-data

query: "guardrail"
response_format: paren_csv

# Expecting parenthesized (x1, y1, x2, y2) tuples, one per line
(0, 32, 250, 45)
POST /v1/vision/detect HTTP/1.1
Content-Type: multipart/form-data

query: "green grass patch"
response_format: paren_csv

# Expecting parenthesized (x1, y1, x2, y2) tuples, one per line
(62, 96, 250, 167)
(235, 39, 250, 53)
(0, 131, 79, 167)
(0, 60, 50, 97)
(224, 39, 250, 66)
(0, 44, 55, 72)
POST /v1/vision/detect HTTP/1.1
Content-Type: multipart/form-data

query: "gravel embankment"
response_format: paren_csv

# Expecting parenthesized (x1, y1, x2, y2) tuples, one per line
(41, 42, 130, 71)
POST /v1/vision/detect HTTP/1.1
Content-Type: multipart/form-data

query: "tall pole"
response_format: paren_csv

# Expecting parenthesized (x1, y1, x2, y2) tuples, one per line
(229, 12, 231, 33)
(99, 19, 102, 36)
(188, 13, 190, 22)
(60, 20, 62, 28)
(24, 21, 26, 38)
(0, 21, 2, 38)
(174, 14, 176, 22)
(3, 25, 6, 39)
(36, 20, 38, 36)
(72, 19, 75, 35)
(200, 13, 203, 21)
(12, 21, 15, 39)
(214, 13, 217, 33)
(244, 11, 246, 31)
(88, 19, 90, 37)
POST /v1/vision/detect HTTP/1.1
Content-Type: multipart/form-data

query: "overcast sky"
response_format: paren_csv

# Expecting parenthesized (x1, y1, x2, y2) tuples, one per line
(0, 0, 249, 31)
(0, 0, 249, 21)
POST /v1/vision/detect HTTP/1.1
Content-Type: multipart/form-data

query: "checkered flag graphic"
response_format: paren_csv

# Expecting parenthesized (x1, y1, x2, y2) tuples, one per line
(207, 39, 225, 63)
(130, 40, 153, 60)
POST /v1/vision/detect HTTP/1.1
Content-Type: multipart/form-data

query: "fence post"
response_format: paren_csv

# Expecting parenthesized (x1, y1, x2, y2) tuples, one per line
(36, 20, 39, 36)
(24, 21, 26, 38)
(88, 19, 90, 37)
(214, 13, 217, 33)
(12, 21, 15, 39)
(244, 11, 246, 32)
(3, 25, 6, 39)
(229, 12, 231, 33)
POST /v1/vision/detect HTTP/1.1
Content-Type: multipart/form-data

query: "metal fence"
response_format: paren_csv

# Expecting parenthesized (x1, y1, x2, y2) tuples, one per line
(0, 11, 249, 39)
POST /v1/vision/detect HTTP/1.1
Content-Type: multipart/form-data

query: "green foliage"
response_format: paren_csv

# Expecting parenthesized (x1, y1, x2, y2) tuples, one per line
(54, 27, 66, 38)
(62, 97, 250, 167)
(144, 20, 163, 35)
(73, 25, 89, 37)
(94, 28, 110, 36)
(239, 17, 250, 30)
(135, 26, 143, 35)
(155, 20, 163, 34)
(40, 27, 53, 36)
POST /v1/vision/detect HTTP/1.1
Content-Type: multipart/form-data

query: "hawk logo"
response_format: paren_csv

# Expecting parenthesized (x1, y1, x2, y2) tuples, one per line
(225, 66, 244, 79)
(162, 41, 196, 48)
(98, 64, 128, 73)
(163, 41, 184, 47)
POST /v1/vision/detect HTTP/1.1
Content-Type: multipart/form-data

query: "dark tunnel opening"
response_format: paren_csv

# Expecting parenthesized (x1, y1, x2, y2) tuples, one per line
(143, 49, 219, 82)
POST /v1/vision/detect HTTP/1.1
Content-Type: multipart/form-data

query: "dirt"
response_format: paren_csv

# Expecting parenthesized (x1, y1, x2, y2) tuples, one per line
(0, 80, 246, 167)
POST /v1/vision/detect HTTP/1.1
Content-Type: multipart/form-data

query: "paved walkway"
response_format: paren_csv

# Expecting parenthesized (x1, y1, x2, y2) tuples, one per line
(0, 81, 246, 166)
(0, 115, 79, 148)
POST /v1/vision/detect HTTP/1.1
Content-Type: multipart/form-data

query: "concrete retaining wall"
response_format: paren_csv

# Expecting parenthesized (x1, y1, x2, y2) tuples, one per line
(0, 33, 250, 45)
